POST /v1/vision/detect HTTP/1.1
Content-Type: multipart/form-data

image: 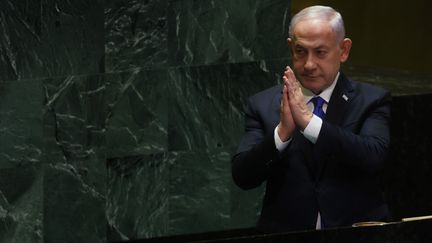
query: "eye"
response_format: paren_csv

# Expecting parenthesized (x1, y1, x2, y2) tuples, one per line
(316, 49, 327, 57)
(294, 47, 306, 56)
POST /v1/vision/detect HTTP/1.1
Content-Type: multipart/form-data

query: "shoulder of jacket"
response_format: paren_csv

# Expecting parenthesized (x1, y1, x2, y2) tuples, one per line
(250, 84, 282, 100)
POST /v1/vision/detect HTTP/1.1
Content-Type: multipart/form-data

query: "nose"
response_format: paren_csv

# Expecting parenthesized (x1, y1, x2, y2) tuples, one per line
(304, 53, 317, 71)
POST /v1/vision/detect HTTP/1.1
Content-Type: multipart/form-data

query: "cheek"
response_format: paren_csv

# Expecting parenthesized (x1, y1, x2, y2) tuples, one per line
(292, 59, 305, 69)
(321, 59, 339, 72)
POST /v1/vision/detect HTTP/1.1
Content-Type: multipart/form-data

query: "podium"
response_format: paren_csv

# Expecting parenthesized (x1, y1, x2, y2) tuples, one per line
(113, 218, 432, 243)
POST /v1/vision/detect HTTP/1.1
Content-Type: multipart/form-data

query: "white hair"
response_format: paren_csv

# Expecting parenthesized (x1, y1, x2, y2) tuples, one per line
(289, 5, 346, 42)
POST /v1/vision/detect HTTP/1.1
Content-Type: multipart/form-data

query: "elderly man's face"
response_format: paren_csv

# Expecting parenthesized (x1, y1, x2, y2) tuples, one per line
(288, 19, 351, 94)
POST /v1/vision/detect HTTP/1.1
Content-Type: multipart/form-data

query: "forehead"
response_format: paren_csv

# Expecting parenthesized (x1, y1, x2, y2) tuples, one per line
(291, 19, 338, 48)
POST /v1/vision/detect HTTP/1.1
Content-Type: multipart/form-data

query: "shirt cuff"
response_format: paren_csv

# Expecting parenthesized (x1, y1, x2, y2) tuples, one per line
(303, 114, 323, 144)
(274, 126, 292, 152)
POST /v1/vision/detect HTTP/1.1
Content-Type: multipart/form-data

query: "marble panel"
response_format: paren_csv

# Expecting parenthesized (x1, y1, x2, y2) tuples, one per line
(229, 182, 265, 229)
(0, 79, 44, 241)
(0, 80, 43, 168)
(168, 0, 291, 66)
(0, 166, 43, 243)
(168, 149, 231, 236)
(104, 0, 291, 70)
(107, 153, 170, 241)
(168, 60, 283, 151)
(42, 74, 107, 242)
(43, 74, 106, 192)
(0, 0, 104, 81)
(106, 148, 260, 240)
(105, 69, 169, 158)
(105, 0, 169, 72)
(44, 163, 105, 243)
(0, 0, 41, 81)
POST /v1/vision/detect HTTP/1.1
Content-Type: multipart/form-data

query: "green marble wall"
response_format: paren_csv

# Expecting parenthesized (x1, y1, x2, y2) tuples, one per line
(0, 0, 290, 242)
(0, 0, 104, 80)
(105, 0, 169, 71)
(1, 0, 432, 242)
(0, 80, 43, 243)
(105, 62, 285, 240)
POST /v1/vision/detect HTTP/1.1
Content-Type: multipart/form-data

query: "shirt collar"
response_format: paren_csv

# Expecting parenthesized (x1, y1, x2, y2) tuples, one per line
(303, 72, 340, 104)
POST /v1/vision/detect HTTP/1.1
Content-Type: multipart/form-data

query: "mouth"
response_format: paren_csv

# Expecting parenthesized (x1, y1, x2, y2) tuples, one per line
(301, 74, 319, 79)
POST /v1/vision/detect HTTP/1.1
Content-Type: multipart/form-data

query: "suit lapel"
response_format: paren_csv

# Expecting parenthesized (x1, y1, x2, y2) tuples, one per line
(324, 72, 355, 125)
(315, 72, 355, 180)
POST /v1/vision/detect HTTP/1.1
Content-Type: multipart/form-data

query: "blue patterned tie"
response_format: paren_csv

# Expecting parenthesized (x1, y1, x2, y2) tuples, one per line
(311, 96, 326, 119)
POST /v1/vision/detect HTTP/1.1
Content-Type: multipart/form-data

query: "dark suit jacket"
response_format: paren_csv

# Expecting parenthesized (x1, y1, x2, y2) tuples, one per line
(232, 72, 391, 233)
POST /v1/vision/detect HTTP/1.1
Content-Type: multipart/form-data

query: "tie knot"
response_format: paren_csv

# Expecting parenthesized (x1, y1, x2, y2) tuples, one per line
(312, 96, 326, 108)
(311, 96, 326, 118)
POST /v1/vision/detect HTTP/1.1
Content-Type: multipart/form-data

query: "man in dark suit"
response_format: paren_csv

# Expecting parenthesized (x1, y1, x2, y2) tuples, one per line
(231, 5, 391, 233)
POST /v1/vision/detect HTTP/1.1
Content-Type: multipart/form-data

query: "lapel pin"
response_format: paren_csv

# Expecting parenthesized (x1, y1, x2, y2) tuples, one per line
(342, 94, 349, 101)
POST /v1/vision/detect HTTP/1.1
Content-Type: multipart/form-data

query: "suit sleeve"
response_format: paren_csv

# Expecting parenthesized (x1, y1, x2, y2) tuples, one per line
(316, 91, 391, 173)
(231, 97, 281, 190)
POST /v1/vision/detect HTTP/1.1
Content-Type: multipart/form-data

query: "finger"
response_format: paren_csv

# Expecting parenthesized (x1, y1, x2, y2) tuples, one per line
(286, 76, 297, 95)
(281, 84, 288, 106)
(280, 86, 284, 111)
(285, 66, 297, 82)
(284, 67, 297, 91)
(285, 73, 302, 100)
(280, 84, 290, 113)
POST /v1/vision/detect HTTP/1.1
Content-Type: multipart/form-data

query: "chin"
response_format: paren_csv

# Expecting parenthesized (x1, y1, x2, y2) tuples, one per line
(301, 78, 317, 87)
(302, 82, 323, 94)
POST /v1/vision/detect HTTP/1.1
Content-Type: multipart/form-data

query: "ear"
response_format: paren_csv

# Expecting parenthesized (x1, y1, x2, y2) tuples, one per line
(287, 37, 293, 46)
(339, 38, 352, 63)
(287, 37, 294, 55)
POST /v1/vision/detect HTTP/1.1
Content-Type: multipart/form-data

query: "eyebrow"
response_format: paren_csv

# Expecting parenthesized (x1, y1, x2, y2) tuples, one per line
(295, 44, 328, 50)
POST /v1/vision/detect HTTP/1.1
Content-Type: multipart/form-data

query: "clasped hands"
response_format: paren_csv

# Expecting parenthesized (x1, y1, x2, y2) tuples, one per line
(277, 66, 313, 142)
